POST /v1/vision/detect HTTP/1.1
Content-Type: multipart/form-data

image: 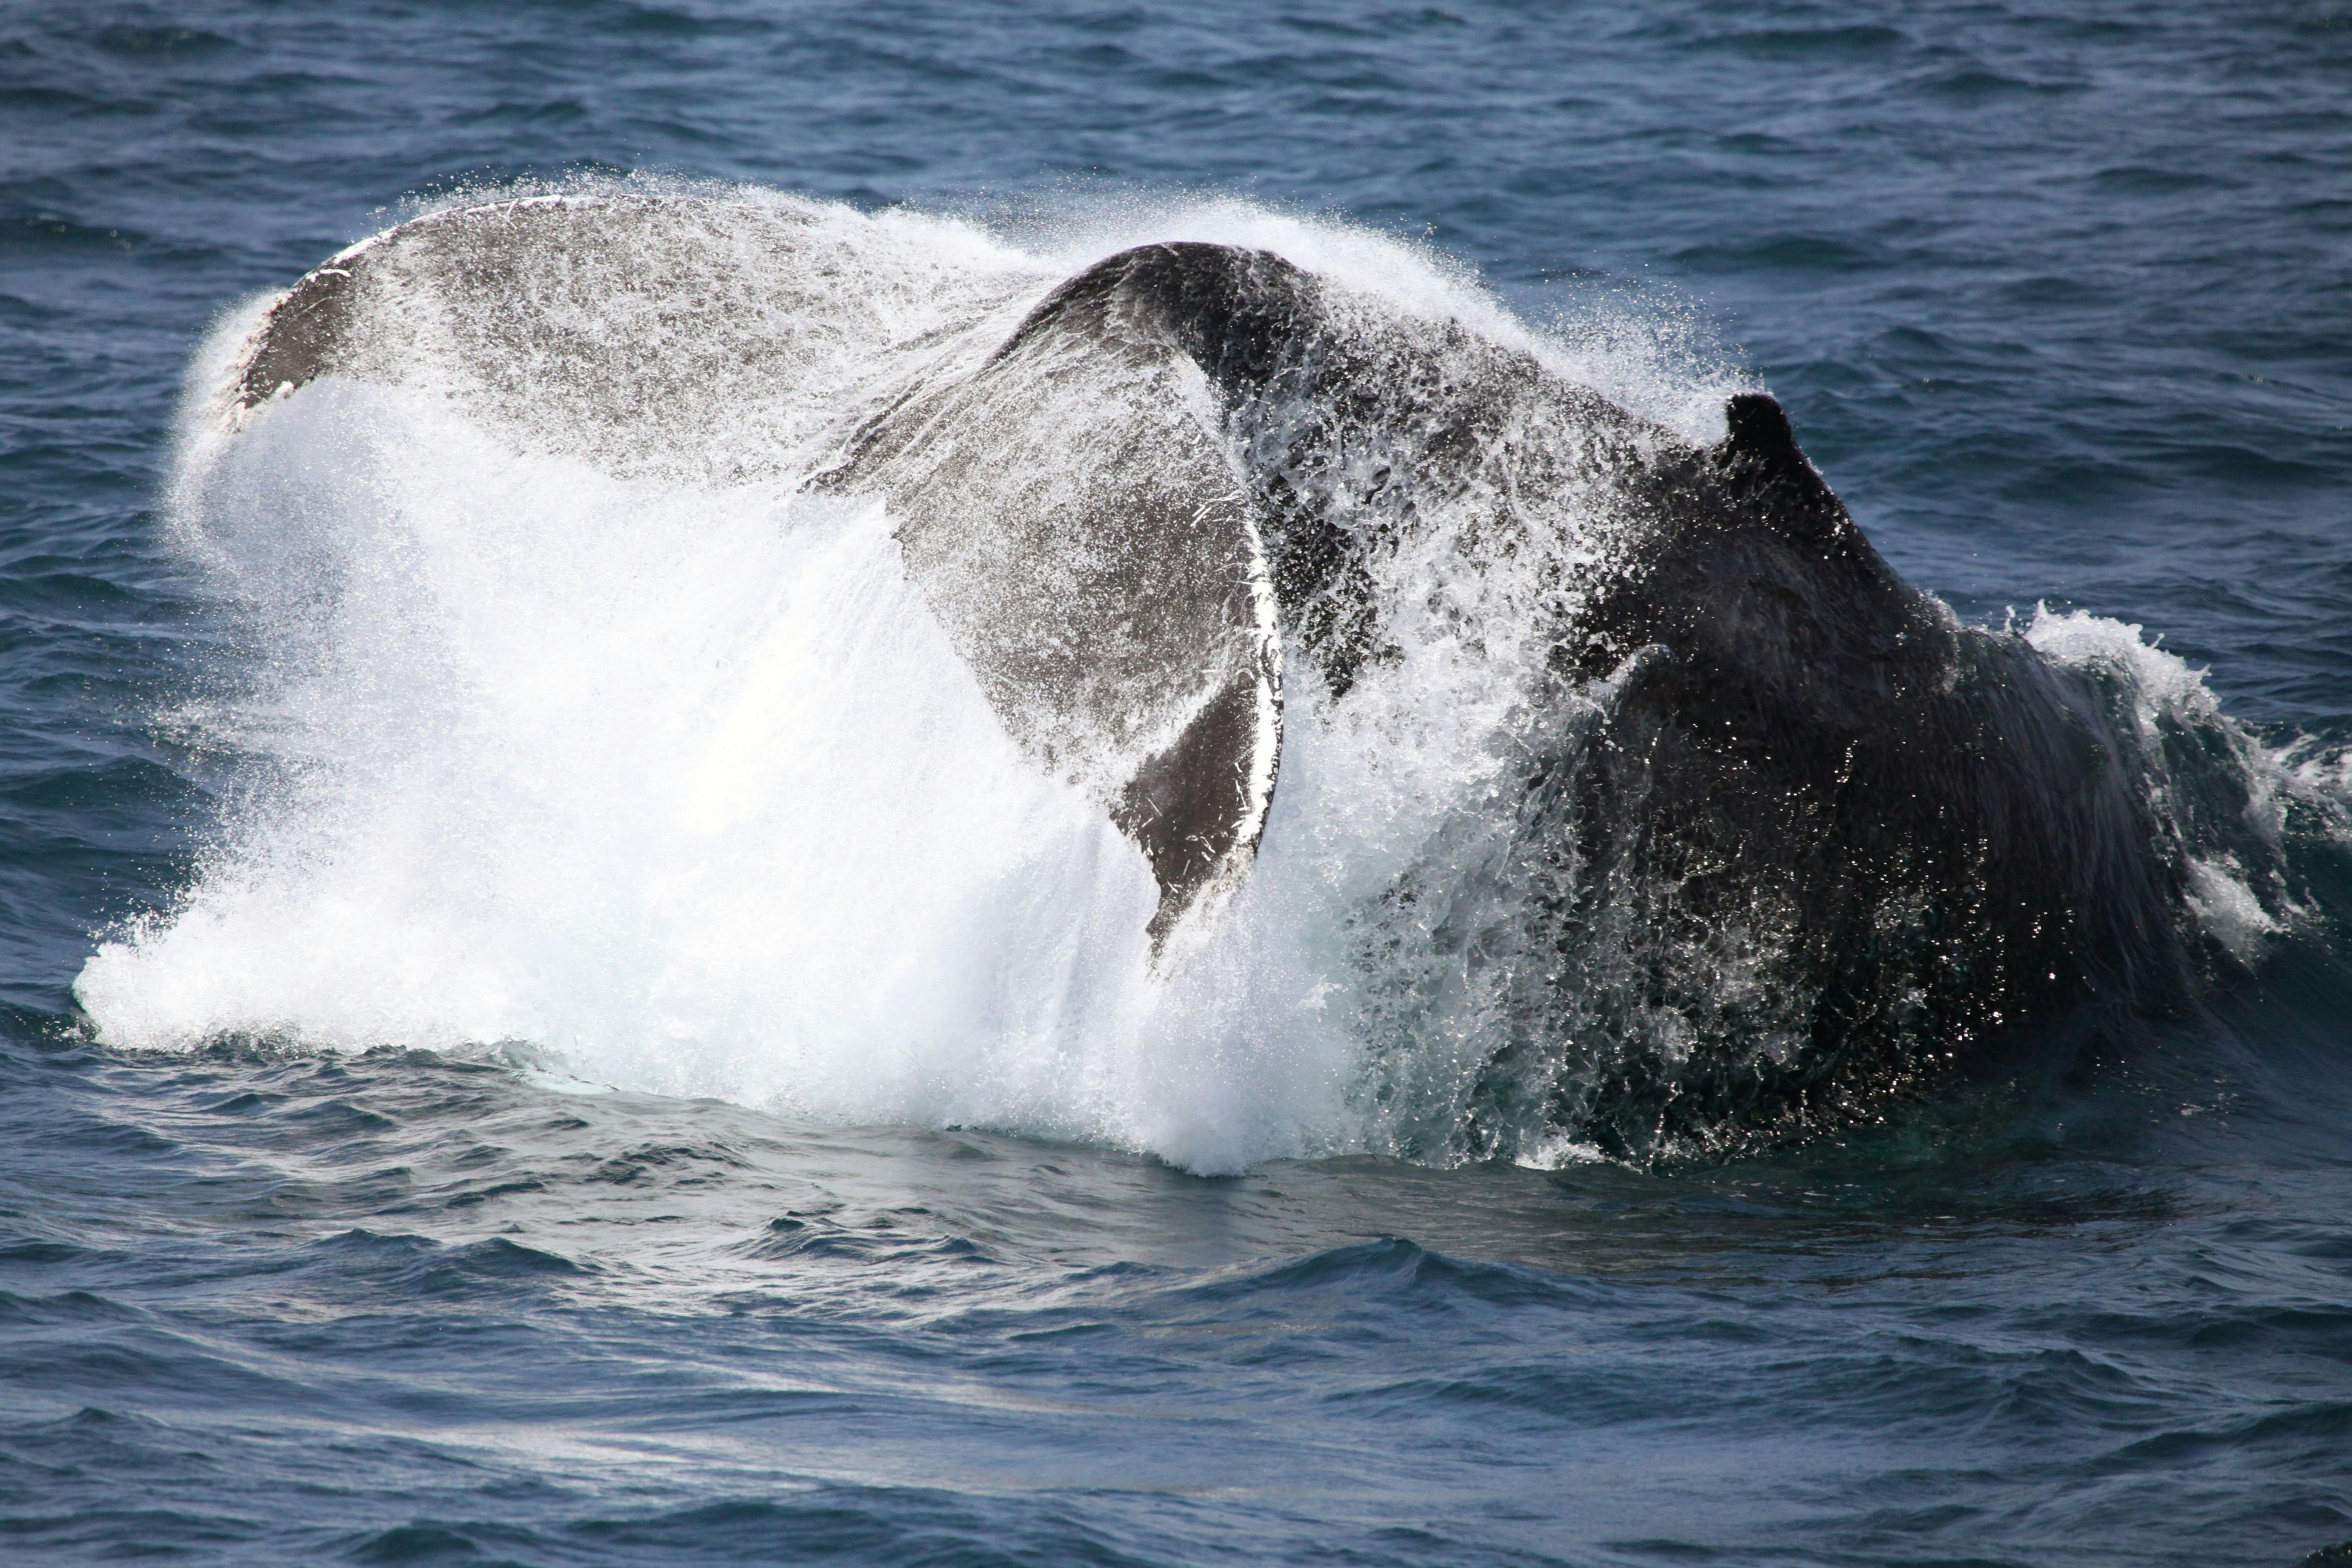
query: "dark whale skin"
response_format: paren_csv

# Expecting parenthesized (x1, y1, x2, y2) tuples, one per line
(225, 206, 2208, 1156)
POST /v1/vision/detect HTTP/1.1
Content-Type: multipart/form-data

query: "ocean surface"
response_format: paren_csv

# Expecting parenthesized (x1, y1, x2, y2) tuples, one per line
(6, 3, 2352, 1564)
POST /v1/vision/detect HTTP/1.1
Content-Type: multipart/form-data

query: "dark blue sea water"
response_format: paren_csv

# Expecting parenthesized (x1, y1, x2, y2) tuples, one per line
(7, 3, 2352, 1564)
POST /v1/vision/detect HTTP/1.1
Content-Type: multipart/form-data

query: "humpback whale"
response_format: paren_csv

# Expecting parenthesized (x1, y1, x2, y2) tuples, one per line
(216, 193, 2214, 1154)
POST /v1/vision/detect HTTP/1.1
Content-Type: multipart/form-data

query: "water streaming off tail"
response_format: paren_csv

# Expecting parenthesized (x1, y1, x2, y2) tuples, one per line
(71, 187, 2319, 1172)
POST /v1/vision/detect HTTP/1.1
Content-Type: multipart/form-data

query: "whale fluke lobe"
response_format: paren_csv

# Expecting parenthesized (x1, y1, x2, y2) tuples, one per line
(204, 193, 2248, 1159)
(814, 243, 1286, 948)
(1111, 667, 1278, 947)
(237, 257, 362, 406)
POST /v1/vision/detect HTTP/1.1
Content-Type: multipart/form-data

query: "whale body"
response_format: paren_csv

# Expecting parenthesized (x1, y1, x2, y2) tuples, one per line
(215, 194, 2214, 1155)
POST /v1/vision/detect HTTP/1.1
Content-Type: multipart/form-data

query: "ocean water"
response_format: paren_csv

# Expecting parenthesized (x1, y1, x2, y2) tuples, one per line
(6, 3, 2352, 1565)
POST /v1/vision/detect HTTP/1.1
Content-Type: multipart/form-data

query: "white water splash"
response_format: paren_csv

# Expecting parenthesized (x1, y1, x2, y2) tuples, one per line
(2022, 604, 2320, 960)
(86, 187, 1682, 1171)
(76, 186, 2288, 1171)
